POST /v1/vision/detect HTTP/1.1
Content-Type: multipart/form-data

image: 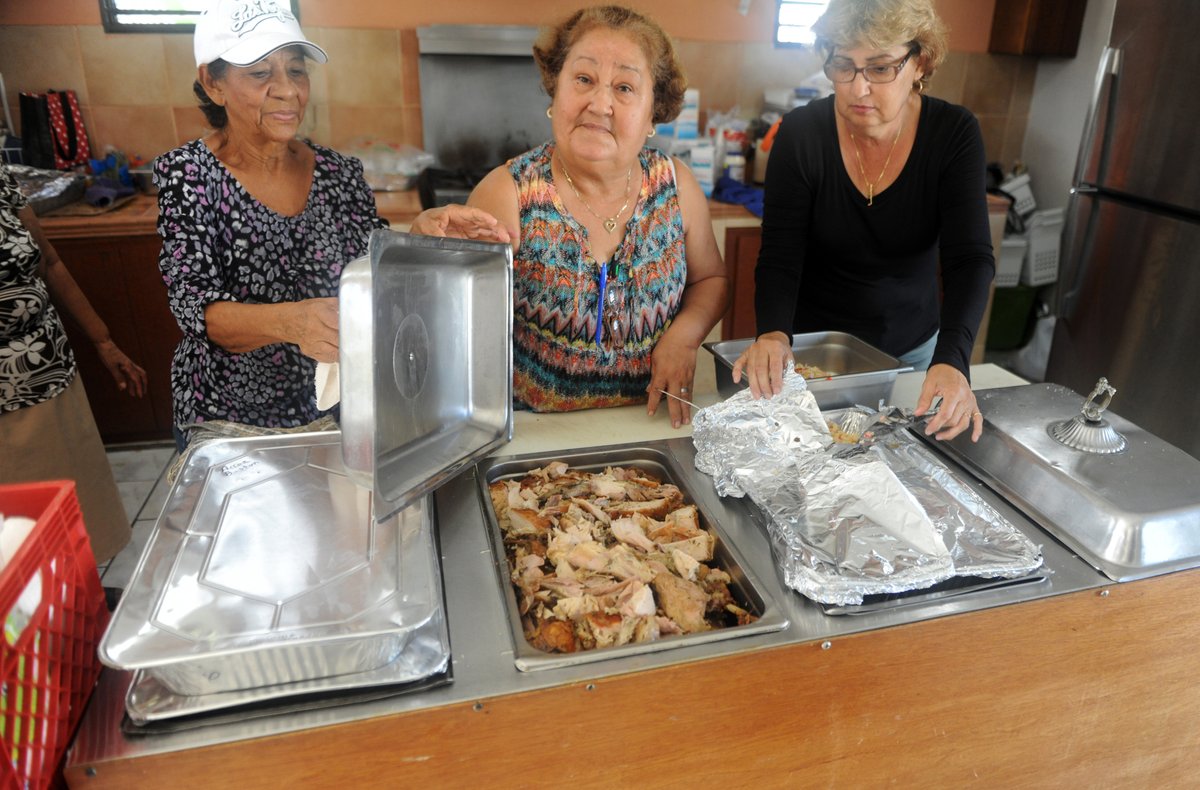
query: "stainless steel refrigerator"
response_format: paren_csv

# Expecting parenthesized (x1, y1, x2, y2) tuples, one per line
(1046, 0, 1200, 459)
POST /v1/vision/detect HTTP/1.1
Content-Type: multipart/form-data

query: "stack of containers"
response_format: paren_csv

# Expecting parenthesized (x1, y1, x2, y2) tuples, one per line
(651, 89, 713, 196)
(987, 170, 1055, 350)
(1020, 208, 1064, 286)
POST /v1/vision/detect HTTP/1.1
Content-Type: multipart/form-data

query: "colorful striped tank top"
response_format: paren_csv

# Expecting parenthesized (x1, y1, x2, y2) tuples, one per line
(508, 143, 687, 412)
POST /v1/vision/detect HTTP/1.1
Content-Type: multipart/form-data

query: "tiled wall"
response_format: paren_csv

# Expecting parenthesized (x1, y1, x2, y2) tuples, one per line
(0, 24, 1034, 170)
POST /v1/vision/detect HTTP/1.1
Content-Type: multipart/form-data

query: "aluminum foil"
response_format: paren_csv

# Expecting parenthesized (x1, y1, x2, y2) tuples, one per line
(693, 368, 1042, 605)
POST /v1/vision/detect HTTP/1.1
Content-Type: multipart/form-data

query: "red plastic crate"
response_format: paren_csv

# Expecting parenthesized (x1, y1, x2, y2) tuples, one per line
(0, 481, 108, 790)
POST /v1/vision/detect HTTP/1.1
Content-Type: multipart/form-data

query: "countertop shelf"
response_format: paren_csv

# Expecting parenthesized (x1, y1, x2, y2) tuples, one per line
(39, 190, 759, 241)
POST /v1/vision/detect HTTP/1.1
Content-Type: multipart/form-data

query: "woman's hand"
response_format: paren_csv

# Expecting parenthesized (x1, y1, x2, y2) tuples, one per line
(915, 363, 983, 442)
(95, 340, 148, 398)
(283, 297, 340, 363)
(409, 204, 514, 244)
(646, 329, 699, 429)
(731, 331, 792, 399)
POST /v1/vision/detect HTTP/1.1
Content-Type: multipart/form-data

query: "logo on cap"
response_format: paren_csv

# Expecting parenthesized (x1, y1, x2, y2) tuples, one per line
(230, 0, 296, 35)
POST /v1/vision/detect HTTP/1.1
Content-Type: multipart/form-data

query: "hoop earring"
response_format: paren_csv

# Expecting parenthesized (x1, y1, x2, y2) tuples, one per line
(915, 80, 925, 94)
(546, 107, 552, 119)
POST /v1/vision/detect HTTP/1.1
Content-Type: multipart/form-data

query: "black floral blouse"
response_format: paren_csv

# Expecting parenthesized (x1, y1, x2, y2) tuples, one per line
(0, 165, 74, 413)
(155, 140, 386, 431)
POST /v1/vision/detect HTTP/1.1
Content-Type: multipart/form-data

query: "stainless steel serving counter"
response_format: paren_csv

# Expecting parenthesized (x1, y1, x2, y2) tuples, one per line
(66, 364, 1113, 776)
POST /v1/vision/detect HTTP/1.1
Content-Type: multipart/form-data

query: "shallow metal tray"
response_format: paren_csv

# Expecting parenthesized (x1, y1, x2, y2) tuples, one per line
(340, 230, 513, 521)
(475, 442, 789, 672)
(125, 601, 449, 725)
(99, 434, 445, 696)
(935, 383, 1200, 582)
(704, 331, 911, 408)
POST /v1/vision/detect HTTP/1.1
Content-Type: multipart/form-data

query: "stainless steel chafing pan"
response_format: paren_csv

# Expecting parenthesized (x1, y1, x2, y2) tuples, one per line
(704, 331, 911, 409)
(475, 442, 789, 672)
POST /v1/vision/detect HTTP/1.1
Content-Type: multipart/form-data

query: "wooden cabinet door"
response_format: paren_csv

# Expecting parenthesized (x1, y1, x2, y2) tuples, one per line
(722, 225, 761, 341)
(989, 0, 1087, 56)
(55, 236, 180, 443)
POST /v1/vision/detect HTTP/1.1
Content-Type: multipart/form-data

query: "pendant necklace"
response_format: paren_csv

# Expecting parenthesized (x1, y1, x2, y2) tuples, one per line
(849, 123, 903, 206)
(561, 162, 633, 233)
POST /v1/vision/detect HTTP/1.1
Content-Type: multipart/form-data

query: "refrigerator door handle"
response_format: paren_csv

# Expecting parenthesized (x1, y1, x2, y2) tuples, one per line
(1057, 47, 1121, 318)
(1071, 46, 1121, 189)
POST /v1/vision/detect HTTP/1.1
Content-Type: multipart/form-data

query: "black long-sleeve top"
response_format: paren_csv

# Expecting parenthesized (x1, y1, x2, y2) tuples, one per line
(754, 95, 994, 377)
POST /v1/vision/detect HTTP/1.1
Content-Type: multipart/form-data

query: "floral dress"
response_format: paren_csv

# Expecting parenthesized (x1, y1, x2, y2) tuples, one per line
(0, 165, 74, 412)
(155, 140, 386, 431)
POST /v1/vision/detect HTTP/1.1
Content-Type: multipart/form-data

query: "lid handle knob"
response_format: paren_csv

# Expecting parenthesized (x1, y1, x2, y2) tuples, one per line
(1048, 377, 1127, 454)
(1081, 377, 1116, 422)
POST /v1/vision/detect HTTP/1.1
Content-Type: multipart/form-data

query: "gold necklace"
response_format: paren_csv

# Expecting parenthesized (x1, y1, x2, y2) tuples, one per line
(849, 124, 903, 206)
(560, 162, 633, 233)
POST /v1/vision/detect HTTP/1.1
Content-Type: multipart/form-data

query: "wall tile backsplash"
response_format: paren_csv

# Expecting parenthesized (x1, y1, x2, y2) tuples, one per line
(0, 24, 1034, 170)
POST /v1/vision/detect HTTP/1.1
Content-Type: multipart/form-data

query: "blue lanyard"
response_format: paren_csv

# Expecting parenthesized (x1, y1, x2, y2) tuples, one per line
(595, 263, 608, 345)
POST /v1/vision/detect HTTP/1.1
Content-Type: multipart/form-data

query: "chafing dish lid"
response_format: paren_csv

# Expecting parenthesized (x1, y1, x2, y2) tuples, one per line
(339, 230, 513, 520)
(936, 383, 1200, 581)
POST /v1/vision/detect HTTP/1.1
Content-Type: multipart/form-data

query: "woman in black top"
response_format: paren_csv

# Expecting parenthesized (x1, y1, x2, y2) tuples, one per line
(733, 0, 993, 441)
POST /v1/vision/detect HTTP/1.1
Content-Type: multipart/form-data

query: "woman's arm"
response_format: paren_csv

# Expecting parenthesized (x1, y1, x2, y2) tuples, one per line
(645, 159, 729, 428)
(733, 111, 815, 398)
(915, 110, 994, 443)
(204, 298, 339, 362)
(408, 166, 518, 244)
(21, 205, 147, 397)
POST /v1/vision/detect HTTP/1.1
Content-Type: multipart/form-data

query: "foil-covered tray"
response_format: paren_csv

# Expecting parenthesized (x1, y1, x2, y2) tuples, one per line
(475, 443, 789, 672)
(339, 230, 513, 521)
(99, 434, 445, 696)
(704, 331, 911, 408)
(692, 381, 1043, 606)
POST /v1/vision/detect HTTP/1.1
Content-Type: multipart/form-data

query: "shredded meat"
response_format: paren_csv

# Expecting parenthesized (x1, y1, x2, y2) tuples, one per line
(490, 462, 759, 654)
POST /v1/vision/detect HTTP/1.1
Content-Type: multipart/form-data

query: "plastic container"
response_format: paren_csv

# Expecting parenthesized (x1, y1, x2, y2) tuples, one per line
(1021, 208, 1064, 286)
(986, 285, 1038, 351)
(0, 481, 108, 789)
(999, 172, 1036, 217)
(996, 235, 1027, 288)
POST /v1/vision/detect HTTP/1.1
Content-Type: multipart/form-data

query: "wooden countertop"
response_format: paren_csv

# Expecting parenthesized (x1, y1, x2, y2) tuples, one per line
(39, 190, 758, 241)
(63, 365, 1200, 787)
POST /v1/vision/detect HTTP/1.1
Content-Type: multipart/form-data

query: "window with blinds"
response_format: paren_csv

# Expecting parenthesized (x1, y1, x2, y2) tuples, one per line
(99, 0, 299, 34)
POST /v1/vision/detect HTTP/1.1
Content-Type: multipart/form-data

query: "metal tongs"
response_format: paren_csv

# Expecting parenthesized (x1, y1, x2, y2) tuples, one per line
(826, 404, 939, 460)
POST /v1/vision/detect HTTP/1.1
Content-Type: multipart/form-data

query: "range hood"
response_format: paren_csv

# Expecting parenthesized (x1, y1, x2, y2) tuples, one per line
(417, 25, 551, 171)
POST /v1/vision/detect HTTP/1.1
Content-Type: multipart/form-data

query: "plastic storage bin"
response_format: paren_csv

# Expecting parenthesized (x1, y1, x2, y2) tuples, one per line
(996, 236, 1027, 288)
(1021, 208, 1064, 286)
(986, 285, 1038, 351)
(0, 481, 108, 789)
(999, 172, 1036, 217)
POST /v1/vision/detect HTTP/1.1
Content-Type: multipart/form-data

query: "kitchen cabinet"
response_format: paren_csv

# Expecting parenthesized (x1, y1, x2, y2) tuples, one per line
(989, 0, 1088, 57)
(722, 224, 761, 341)
(49, 233, 179, 443)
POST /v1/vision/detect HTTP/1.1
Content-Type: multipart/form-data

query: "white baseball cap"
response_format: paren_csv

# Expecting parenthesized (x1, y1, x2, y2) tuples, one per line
(194, 0, 328, 68)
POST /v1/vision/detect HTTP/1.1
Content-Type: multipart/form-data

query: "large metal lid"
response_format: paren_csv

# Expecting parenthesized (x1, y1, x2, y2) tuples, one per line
(339, 230, 513, 520)
(934, 383, 1200, 582)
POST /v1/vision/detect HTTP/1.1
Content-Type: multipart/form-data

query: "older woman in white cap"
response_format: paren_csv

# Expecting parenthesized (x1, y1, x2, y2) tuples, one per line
(154, 0, 403, 450)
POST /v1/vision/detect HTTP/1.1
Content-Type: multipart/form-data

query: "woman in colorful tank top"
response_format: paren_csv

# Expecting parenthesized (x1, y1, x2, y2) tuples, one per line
(412, 6, 727, 428)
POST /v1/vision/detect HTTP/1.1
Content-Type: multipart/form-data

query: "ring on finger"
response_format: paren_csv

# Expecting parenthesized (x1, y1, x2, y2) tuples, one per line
(679, 386, 689, 394)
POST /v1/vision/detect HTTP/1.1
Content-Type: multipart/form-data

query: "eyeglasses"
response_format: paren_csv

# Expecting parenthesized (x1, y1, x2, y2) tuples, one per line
(823, 49, 916, 84)
(595, 262, 629, 348)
